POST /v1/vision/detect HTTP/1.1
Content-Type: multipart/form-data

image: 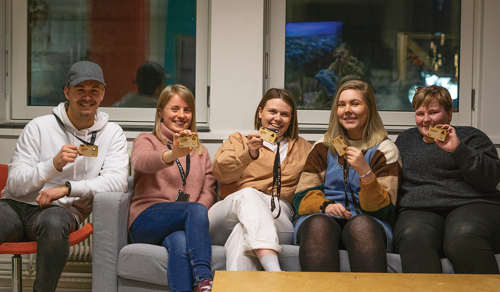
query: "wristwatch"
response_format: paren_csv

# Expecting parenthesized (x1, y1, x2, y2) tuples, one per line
(320, 200, 335, 213)
(65, 181, 72, 197)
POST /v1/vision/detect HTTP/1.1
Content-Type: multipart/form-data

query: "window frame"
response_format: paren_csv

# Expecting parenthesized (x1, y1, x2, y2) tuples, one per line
(266, 0, 474, 129)
(8, 0, 209, 126)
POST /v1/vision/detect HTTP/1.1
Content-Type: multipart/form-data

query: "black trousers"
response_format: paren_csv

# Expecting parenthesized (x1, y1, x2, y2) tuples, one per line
(394, 203, 500, 274)
(0, 199, 78, 292)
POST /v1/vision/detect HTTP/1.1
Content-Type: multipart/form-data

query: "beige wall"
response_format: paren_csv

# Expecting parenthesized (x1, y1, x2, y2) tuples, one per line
(476, 0, 500, 142)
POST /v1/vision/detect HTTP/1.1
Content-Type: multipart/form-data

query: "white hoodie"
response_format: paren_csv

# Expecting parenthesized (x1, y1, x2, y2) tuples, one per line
(1, 102, 129, 224)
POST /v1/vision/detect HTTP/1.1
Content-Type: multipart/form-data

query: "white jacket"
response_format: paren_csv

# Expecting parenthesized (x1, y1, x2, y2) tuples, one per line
(1, 102, 129, 223)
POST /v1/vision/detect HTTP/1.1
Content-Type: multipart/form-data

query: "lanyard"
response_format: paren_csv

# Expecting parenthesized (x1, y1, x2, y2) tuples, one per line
(343, 159, 360, 215)
(271, 142, 282, 219)
(53, 114, 97, 145)
(167, 141, 190, 188)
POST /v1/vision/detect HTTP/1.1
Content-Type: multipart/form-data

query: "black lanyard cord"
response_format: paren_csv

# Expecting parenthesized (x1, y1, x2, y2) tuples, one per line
(53, 114, 97, 145)
(343, 159, 360, 215)
(167, 141, 190, 187)
(271, 142, 282, 219)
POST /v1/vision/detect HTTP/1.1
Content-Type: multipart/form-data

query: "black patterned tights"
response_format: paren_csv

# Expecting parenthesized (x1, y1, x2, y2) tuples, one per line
(296, 214, 387, 272)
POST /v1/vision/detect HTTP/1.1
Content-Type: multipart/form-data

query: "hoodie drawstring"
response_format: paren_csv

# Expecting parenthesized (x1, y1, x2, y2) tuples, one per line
(84, 130, 88, 176)
(72, 131, 77, 180)
(72, 130, 89, 179)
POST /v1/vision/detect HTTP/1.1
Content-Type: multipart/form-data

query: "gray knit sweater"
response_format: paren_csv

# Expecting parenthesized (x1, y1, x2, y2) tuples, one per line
(395, 126, 500, 213)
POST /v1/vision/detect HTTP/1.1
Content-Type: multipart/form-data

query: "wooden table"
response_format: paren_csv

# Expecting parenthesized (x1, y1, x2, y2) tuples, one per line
(212, 271, 500, 291)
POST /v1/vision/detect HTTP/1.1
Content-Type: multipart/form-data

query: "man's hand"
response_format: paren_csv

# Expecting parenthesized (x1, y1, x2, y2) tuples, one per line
(36, 185, 69, 207)
(247, 133, 264, 159)
(53, 145, 80, 172)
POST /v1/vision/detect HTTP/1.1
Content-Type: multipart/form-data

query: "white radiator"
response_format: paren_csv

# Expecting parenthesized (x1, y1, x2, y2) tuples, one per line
(68, 215, 93, 262)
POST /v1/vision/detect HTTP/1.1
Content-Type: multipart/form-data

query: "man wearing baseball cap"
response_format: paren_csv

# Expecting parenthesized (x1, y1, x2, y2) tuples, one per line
(0, 61, 129, 291)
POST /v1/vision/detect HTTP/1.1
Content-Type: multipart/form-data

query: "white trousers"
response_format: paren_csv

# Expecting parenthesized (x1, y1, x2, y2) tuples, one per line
(208, 187, 294, 271)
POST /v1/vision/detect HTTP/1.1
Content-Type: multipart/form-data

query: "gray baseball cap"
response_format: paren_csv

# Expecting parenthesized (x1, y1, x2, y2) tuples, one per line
(66, 61, 106, 86)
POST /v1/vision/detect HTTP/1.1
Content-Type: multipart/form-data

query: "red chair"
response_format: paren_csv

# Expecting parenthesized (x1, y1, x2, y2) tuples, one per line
(0, 164, 93, 292)
(0, 164, 7, 191)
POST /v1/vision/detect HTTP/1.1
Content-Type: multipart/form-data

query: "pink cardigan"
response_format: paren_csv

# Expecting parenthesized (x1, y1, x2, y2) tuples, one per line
(128, 124, 217, 228)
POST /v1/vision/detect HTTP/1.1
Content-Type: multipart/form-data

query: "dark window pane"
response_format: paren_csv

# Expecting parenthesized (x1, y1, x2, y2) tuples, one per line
(28, 0, 196, 107)
(284, 0, 460, 111)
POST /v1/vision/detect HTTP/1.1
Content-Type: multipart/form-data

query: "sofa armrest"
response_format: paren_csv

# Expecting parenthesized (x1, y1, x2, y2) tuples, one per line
(92, 177, 134, 292)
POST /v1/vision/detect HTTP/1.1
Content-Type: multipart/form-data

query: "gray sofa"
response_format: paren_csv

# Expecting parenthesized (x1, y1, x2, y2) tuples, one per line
(92, 179, 500, 291)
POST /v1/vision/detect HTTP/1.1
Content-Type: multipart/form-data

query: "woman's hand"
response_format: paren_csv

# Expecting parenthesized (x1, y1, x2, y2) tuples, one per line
(434, 124, 460, 153)
(324, 203, 352, 220)
(162, 130, 195, 163)
(173, 130, 196, 158)
(345, 146, 373, 182)
(247, 133, 263, 159)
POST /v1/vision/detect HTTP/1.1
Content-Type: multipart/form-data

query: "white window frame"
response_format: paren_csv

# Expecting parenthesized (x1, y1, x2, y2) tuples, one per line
(7, 0, 209, 126)
(266, 0, 474, 129)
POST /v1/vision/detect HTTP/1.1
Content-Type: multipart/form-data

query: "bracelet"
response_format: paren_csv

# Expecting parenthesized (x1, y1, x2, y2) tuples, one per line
(360, 169, 373, 178)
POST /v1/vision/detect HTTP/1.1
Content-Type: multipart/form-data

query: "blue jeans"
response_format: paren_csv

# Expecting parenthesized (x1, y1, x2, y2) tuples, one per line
(0, 199, 78, 292)
(129, 202, 212, 292)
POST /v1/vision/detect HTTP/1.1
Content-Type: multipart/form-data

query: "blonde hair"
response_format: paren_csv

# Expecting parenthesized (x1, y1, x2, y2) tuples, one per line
(324, 80, 387, 154)
(412, 85, 453, 112)
(253, 88, 299, 140)
(153, 84, 203, 155)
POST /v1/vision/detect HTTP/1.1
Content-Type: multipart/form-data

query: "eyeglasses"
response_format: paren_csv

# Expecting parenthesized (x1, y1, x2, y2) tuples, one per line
(415, 85, 442, 92)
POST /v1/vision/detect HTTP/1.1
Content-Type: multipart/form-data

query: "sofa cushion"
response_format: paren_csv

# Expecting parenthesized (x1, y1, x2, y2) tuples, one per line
(117, 243, 500, 287)
(387, 253, 402, 273)
(118, 244, 169, 286)
(117, 243, 227, 286)
(279, 245, 300, 271)
(211, 245, 226, 272)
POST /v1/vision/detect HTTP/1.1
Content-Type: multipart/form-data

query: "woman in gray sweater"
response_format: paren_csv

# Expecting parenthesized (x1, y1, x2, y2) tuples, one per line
(394, 85, 500, 274)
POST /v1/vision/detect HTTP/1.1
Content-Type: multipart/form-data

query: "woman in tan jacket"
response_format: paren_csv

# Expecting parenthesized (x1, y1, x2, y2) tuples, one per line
(208, 88, 312, 271)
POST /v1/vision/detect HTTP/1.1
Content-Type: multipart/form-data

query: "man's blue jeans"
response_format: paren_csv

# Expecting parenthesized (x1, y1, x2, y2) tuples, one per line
(129, 202, 212, 292)
(0, 199, 78, 292)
